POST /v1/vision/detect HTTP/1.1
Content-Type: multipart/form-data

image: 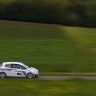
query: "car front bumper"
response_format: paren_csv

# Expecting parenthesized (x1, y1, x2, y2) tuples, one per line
(34, 74, 39, 78)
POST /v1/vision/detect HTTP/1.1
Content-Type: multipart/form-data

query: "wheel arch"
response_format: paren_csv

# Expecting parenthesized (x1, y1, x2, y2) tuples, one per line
(0, 72, 7, 78)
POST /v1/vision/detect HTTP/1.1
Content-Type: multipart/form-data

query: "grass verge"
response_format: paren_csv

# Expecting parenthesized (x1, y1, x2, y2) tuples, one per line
(0, 78, 96, 96)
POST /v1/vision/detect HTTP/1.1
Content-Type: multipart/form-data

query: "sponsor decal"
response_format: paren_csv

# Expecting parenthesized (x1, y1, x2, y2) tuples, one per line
(0, 68, 12, 71)
(22, 71, 26, 75)
(17, 71, 26, 76)
(6, 69, 12, 71)
(17, 73, 22, 75)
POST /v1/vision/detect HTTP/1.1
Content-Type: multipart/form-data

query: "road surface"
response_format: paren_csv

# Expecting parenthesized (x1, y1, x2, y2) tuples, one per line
(39, 76, 96, 80)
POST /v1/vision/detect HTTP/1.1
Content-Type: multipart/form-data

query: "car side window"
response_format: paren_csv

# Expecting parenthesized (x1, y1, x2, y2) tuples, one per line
(5, 64, 12, 68)
(11, 64, 26, 69)
(20, 65, 27, 69)
(11, 64, 19, 69)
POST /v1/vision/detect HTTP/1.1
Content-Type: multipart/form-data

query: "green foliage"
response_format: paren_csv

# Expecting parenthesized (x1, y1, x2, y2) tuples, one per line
(0, 0, 15, 3)
(0, 79, 96, 96)
(0, 0, 95, 27)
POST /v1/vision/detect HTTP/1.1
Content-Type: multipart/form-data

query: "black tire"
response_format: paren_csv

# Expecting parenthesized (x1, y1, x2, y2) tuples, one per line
(0, 72, 6, 78)
(26, 73, 33, 79)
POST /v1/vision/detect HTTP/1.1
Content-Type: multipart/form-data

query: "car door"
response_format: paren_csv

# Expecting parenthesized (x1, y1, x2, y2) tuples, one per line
(11, 64, 27, 77)
(5, 68, 17, 77)
(5, 64, 17, 77)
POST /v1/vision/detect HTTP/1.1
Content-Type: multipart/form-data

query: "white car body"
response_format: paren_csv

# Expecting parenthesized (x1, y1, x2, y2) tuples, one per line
(0, 62, 39, 78)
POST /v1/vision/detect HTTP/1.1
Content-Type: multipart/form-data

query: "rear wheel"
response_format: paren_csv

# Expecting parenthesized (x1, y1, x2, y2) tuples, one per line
(0, 72, 6, 78)
(26, 73, 33, 79)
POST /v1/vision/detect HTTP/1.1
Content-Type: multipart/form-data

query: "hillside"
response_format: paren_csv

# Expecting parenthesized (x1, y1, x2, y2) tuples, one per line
(0, 20, 96, 73)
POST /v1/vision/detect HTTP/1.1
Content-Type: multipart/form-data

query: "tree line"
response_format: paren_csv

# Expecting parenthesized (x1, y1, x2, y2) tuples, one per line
(0, 0, 96, 27)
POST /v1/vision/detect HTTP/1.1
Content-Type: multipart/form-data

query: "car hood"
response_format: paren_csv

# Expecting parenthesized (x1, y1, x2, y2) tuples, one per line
(30, 67, 36, 70)
(29, 67, 38, 72)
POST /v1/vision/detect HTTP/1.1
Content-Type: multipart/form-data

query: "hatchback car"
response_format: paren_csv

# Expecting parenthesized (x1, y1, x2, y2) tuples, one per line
(0, 62, 39, 78)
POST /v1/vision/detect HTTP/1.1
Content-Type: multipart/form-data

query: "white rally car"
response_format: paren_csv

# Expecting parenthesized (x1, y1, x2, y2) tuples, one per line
(0, 62, 39, 78)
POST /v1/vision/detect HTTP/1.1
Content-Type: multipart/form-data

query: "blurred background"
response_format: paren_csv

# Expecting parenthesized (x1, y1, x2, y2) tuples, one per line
(0, 0, 96, 27)
(0, 0, 96, 96)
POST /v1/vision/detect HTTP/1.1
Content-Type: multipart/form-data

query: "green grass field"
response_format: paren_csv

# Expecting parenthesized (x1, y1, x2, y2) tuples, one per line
(63, 26, 96, 52)
(0, 78, 96, 96)
(0, 20, 96, 73)
(62, 26, 96, 61)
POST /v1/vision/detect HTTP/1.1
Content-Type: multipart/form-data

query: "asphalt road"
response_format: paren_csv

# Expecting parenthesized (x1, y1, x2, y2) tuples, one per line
(39, 76, 96, 80)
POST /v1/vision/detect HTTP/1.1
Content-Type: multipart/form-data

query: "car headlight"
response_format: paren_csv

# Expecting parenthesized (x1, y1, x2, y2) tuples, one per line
(35, 69, 39, 73)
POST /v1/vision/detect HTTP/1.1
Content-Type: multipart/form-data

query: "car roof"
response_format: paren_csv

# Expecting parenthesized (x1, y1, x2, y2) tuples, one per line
(2, 62, 23, 65)
(1, 62, 29, 68)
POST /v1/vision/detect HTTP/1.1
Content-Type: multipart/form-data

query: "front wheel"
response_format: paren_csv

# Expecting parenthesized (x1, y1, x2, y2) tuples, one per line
(26, 73, 33, 79)
(0, 72, 6, 78)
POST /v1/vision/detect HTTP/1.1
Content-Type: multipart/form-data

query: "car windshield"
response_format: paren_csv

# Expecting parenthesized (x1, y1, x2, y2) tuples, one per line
(22, 63, 29, 68)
